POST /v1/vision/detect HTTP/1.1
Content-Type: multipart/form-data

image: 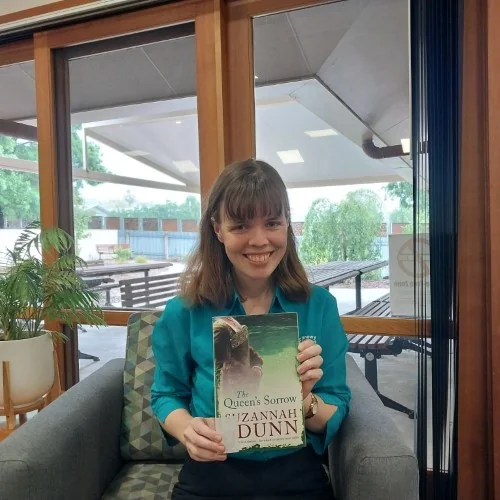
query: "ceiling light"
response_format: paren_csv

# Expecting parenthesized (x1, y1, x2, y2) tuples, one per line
(304, 128, 338, 138)
(173, 160, 199, 173)
(400, 138, 411, 154)
(125, 150, 150, 157)
(175, 120, 182, 124)
(277, 150, 304, 164)
(254, 75, 259, 79)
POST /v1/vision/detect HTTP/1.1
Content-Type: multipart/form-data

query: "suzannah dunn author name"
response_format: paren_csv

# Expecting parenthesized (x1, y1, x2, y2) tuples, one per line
(221, 408, 301, 439)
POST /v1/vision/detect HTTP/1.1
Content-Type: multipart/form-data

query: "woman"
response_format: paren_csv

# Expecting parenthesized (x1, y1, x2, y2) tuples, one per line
(151, 159, 350, 499)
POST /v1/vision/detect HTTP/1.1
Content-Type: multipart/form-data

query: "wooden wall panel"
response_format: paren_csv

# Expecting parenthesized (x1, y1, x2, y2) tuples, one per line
(486, 0, 500, 495)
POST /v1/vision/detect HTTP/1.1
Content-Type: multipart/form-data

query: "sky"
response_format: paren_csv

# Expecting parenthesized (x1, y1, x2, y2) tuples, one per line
(80, 138, 400, 222)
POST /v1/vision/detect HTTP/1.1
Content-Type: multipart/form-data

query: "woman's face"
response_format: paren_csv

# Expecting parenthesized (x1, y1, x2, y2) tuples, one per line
(213, 211, 288, 287)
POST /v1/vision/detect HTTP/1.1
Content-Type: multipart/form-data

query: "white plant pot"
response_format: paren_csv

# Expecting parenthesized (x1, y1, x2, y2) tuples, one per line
(0, 332, 55, 410)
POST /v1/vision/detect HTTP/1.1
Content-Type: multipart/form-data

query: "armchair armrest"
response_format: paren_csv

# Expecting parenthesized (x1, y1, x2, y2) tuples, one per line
(0, 359, 126, 500)
(329, 355, 419, 500)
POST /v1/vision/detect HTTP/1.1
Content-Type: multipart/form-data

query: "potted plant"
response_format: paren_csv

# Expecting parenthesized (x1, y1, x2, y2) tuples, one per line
(0, 222, 105, 410)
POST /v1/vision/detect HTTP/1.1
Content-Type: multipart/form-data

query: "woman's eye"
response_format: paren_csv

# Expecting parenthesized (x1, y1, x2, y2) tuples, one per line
(267, 221, 282, 228)
(231, 224, 247, 232)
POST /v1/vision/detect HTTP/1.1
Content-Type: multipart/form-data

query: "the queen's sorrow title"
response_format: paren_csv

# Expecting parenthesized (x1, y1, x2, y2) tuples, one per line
(223, 392, 299, 438)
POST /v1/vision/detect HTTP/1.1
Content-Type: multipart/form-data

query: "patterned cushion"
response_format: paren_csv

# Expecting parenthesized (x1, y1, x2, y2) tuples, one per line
(120, 311, 187, 461)
(102, 462, 182, 500)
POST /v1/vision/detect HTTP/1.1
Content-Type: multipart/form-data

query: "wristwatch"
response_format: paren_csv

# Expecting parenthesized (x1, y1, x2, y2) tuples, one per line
(304, 393, 318, 419)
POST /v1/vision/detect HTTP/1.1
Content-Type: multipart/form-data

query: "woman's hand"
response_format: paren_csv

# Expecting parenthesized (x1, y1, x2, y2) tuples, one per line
(297, 339, 323, 400)
(182, 417, 227, 462)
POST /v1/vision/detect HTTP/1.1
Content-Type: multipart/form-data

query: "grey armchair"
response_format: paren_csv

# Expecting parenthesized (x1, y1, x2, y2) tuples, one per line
(0, 312, 418, 500)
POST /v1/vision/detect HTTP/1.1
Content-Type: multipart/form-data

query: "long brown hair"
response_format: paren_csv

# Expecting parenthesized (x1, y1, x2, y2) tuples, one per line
(180, 159, 311, 308)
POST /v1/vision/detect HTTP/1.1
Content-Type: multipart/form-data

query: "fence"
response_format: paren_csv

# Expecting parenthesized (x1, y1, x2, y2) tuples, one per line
(118, 230, 198, 259)
(89, 216, 199, 233)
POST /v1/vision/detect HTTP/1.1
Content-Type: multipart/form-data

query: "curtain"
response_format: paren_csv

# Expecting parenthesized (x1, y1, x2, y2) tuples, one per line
(411, 0, 461, 497)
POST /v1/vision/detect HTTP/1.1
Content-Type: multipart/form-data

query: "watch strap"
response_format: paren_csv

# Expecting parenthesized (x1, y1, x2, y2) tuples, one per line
(305, 393, 318, 419)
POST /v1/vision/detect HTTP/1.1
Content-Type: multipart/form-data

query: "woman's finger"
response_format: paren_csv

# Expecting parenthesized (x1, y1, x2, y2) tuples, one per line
(297, 355, 323, 374)
(186, 428, 226, 454)
(297, 343, 322, 362)
(187, 442, 227, 462)
(192, 417, 222, 443)
(300, 368, 323, 382)
(298, 339, 316, 352)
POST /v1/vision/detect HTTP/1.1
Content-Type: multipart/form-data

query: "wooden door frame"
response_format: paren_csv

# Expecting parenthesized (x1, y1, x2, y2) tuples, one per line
(459, 0, 499, 497)
(0, 39, 33, 65)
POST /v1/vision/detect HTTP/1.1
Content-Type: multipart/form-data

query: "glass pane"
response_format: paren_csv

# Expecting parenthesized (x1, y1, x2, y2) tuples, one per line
(253, 1, 421, 457)
(68, 29, 199, 318)
(65, 28, 199, 376)
(0, 59, 39, 257)
(78, 324, 127, 380)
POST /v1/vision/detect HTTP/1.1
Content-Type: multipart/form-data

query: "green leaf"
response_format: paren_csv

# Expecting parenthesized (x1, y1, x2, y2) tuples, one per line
(0, 220, 106, 341)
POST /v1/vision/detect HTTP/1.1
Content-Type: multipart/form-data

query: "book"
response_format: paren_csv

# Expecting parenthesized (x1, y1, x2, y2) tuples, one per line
(213, 312, 305, 453)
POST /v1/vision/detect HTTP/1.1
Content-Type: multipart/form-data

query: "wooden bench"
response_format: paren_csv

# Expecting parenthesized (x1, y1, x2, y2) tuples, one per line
(119, 272, 182, 309)
(346, 293, 416, 418)
(96, 243, 131, 260)
(306, 260, 387, 310)
(81, 276, 120, 307)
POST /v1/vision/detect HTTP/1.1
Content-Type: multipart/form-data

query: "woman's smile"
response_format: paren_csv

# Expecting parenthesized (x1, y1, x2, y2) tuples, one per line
(244, 252, 274, 264)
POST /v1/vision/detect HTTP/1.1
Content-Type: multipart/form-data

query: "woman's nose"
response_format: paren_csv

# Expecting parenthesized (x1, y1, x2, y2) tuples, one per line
(248, 225, 269, 246)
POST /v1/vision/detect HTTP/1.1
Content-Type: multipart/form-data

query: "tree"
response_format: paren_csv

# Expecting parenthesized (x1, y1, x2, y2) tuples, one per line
(386, 182, 429, 234)
(300, 190, 384, 265)
(389, 206, 413, 223)
(0, 127, 107, 246)
(124, 190, 136, 207)
(337, 190, 384, 261)
(179, 195, 201, 219)
(299, 199, 339, 265)
(106, 195, 201, 220)
(384, 181, 414, 208)
(0, 169, 39, 222)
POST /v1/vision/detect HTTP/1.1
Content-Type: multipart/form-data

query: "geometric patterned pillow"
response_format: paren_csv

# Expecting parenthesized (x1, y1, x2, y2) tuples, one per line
(101, 462, 182, 500)
(120, 311, 187, 461)
(102, 462, 182, 499)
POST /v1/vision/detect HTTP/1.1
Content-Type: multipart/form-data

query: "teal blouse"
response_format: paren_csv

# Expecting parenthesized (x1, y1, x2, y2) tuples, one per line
(151, 284, 351, 461)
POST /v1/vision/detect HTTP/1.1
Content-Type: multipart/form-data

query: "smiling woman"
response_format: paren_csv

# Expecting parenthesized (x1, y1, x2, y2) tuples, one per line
(180, 159, 310, 310)
(151, 156, 349, 500)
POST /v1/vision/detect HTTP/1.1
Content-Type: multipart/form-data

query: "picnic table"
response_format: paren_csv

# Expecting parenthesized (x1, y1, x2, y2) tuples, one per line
(77, 261, 172, 362)
(77, 262, 173, 304)
(306, 259, 387, 311)
(77, 261, 172, 279)
(345, 293, 432, 418)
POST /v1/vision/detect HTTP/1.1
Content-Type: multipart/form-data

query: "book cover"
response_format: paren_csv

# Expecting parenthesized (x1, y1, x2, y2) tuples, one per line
(213, 312, 305, 453)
